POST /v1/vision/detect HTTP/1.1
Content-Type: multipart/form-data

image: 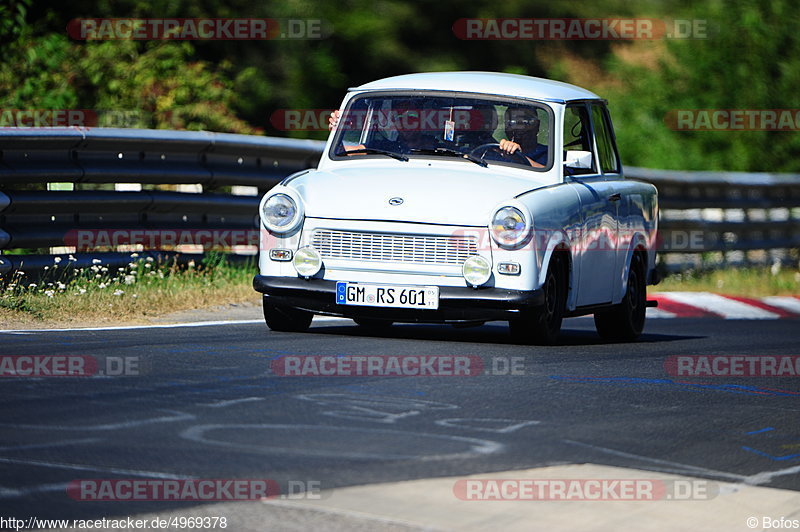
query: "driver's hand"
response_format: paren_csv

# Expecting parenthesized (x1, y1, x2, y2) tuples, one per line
(499, 138, 521, 155)
(328, 109, 341, 131)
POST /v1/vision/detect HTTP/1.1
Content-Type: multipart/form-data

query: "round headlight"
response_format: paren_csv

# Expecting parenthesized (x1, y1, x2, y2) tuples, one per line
(262, 193, 299, 233)
(293, 247, 322, 277)
(462, 255, 491, 287)
(491, 206, 528, 247)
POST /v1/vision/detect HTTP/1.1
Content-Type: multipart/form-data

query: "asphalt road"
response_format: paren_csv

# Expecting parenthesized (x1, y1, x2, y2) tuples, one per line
(0, 316, 798, 525)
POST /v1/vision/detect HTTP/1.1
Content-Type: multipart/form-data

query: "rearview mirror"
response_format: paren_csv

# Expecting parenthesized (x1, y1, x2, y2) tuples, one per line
(564, 150, 593, 169)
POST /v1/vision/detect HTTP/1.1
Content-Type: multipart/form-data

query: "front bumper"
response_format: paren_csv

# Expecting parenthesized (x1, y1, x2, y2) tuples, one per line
(253, 275, 544, 323)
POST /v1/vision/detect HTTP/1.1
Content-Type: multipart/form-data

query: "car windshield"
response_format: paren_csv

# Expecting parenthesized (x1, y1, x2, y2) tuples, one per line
(330, 94, 552, 171)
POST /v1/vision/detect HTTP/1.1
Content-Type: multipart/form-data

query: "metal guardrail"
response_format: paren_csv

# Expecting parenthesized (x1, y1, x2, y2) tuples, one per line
(0, 128, 798, 277)
(0, 128, 324, 277)
(0, 127, 325, 186)
(626, 166, 800, 270)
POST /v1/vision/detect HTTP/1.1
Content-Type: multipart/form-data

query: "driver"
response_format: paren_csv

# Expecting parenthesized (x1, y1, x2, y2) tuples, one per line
(497, 108, 547, 168)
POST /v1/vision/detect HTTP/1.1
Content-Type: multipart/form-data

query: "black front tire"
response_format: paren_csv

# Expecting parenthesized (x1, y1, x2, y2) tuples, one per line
(262, 297, 313, 332)
(509, 253, 567, 345)
(594, 252, 646, 342)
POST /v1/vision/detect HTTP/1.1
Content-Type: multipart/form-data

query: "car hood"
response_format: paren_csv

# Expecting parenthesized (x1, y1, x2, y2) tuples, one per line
(289, 163, 549, 226)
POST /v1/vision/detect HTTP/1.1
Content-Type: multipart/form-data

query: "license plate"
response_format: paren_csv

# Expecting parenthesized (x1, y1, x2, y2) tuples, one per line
(335, 282, 439, 310)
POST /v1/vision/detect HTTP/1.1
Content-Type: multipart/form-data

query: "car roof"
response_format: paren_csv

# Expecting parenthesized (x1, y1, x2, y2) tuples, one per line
(350, 71, 602, 103)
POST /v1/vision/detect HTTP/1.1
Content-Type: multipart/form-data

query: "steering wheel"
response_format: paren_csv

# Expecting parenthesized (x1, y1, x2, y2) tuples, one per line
(469, 143, 531, 166)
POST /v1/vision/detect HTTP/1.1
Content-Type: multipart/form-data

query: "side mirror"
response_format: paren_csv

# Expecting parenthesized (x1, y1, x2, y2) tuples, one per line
(564, 150, 593, 169)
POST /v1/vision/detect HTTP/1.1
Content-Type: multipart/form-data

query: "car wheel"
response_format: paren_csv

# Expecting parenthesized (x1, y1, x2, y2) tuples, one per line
(353, 318, 394, 329)
(262, 296, 313, 332)
(509, 253, 567, 345)
(594, 251, 646, 342)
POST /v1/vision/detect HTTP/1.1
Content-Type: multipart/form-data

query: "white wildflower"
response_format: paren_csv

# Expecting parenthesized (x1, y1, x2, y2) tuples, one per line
(113, 289, 124, 296)
(54, 257, 62, 264)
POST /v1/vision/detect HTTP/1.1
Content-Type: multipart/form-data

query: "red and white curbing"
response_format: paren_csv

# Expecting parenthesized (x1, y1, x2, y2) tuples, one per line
(648, 292, 800, 319)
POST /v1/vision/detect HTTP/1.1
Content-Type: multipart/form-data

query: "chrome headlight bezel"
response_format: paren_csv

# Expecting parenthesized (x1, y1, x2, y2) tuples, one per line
(260, 191, 303, 234)
(490, 204, 531, 249)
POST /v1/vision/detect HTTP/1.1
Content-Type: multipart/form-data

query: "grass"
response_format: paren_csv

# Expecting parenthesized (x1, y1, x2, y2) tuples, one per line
(0, 253, 259, 329)
(656, 266, 800, 297)
(1, 255, 797, 329)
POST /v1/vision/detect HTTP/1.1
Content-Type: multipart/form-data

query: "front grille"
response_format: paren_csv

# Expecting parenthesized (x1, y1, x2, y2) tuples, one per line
(311, 229, 478, 265)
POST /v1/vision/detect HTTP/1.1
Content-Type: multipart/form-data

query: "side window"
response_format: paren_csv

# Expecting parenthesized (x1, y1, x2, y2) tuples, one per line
(563, 104, 596, 176)
(591, 104, 620, 174)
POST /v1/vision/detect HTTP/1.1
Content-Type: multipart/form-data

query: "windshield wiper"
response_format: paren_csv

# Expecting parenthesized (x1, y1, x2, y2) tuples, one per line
(409, 147, 488, 167)
(340, 147, 409, 161)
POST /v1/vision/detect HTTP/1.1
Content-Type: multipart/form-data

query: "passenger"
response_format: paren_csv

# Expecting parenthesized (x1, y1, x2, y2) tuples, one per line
(329, 106, 436, 154)
(460, 102, 499, 146)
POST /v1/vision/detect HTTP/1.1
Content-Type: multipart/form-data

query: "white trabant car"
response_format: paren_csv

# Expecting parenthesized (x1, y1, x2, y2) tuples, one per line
(254, 72, 658, 344)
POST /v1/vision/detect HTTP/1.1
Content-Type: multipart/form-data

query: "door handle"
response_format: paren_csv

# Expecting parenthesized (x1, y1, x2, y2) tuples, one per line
(608, 193, 621, 202)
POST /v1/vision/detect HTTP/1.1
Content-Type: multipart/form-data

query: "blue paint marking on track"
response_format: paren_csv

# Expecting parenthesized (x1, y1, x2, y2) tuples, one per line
(549, 376, 800, 397)
(746, 427, 775, 435)
(741, 446, 800, 461)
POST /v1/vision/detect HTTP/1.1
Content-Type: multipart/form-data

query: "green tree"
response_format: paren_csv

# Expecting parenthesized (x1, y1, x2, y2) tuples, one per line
(0, 31, 259, 133)
(600, 0, 800, 171)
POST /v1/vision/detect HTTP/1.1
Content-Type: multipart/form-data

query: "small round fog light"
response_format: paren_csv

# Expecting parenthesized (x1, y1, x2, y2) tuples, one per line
(293, 247, 322, 277)
(462, 255, 491, 287)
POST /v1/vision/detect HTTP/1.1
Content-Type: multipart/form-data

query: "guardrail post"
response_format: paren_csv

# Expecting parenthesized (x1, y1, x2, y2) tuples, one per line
(47, 181, 75, 256)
